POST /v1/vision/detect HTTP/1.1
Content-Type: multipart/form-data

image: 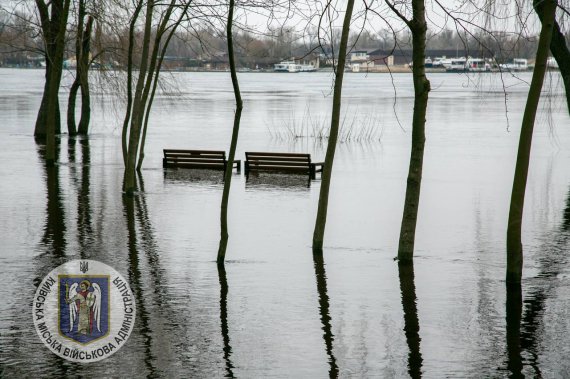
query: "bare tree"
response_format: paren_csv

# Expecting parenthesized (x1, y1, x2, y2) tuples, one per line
(506, 0, 558, 284)
(122, 0, 191, 195)
(312, 0, 356, 252)
(385, 0, 430, 262)
(217, 0, 243, 263)
(35, 0, 72, 165)
(67, 0, 95, 136)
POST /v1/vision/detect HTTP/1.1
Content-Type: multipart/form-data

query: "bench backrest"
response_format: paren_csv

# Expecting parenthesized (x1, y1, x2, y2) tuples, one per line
(245, 152, 312, 172)
(164, 149, 226, 161)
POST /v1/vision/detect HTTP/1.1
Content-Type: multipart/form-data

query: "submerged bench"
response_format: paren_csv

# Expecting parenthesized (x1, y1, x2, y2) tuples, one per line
(163, 149, 241, 172)
(244, 152, 323, 179)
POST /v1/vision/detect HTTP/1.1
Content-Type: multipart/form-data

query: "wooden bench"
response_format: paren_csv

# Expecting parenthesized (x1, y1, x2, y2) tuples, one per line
(163, 149, 241, 173)
(244, 152, 323, 179)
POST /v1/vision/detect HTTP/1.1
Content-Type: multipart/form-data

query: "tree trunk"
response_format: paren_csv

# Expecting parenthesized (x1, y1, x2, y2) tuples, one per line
(138, 2, 191, 171)
(78, 16, 94, 135)
(123, 0, 155, 195)
(34, 0, 70, 165)
(217, 0, 243, 263)
(533, 1, 570, 115)
(397, 0, 430, 262)
(312, 0, 355, 252)
(67, 0, 84, 136)
(67, 78, 80, 135)
(506, 0, 557, 284)
(121, 1, 144, 167)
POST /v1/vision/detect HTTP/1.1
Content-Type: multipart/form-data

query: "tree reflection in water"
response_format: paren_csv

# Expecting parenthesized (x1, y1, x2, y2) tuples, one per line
(123, 186, 157, 376)
(217, 264, 235, 378)
(398, 261, 423, 379)
(504, 185, 570, 377)
(312, 252, 339, 378)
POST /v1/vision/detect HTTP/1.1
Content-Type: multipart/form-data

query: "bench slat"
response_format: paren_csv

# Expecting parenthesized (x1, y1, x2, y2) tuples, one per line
(247, 161, 310, 167)
(165, 149, 225, 154)
(246, 157, 310, 163)
(246, 152, 310, 158)
(165, 157, 226, 163)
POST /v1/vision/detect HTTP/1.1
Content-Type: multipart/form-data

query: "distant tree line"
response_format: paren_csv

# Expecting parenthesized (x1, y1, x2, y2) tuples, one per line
(2, 6, 567, 70)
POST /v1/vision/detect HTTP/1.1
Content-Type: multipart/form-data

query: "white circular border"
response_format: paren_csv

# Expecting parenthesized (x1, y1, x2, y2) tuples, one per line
(32, 259, 136, 363)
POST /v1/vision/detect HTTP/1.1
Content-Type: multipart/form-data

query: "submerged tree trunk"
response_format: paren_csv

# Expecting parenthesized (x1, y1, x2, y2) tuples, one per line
(312, 0, 355, 252)
(387, 0, 430, 262)
(77, 16, 94, 135)
(123, 0, 184, 195)
(217, 0, 243, 263)
(506, 0, 557, 284)
(121, 1, 144, 167)
(67, 13, 93, 136)
(137, 3, 191, 171)
(533, 0, 570, 115)
(34, 0, 71, 165)
(123, 0, 155, 195)
(67, 0, 85, 136)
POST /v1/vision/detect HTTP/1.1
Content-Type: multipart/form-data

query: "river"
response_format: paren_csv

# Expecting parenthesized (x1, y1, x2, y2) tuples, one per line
(0, 68, 569, 377)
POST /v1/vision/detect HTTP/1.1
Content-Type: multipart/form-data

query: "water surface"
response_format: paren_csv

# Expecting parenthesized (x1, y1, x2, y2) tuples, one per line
(1, 68, 570, 377)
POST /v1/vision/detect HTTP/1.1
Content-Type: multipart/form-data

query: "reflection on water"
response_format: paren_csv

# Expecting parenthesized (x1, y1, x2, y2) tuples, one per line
(506, 283, 523, 378)
(398, 262, 423, 379)
(39, 144, 66, 259)
(1, 70, 570, 376)
(312, 252, 339, 378)
(164, 168, 225, 185)
(217, 264, 235, 378)
(246, 172, 312, 189)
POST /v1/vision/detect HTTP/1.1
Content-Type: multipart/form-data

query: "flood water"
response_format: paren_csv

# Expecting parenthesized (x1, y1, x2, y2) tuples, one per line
(1, 68, 570, 377)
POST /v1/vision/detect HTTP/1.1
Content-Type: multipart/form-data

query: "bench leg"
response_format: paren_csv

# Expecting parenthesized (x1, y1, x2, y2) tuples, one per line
(235, 160, 241, 173)
(310, 164, 316, 180)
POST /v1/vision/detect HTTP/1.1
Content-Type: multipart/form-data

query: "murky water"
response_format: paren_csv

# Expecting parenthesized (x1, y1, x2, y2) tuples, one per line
(1, 68, 570, 377)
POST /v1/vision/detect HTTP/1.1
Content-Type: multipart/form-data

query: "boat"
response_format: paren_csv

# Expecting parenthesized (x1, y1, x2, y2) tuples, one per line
(500, 58, 529, 71)
(466, 57, 490, 72)
(445, 57, 491, 72)
(432, 56, 452, 69)
(446, 57, 467, 72)
(274, 60, 317, 73)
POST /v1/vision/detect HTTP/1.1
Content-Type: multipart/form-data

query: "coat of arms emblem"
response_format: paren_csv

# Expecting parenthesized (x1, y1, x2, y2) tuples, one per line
(33, 260, 135, 362)
(59, 276, 109, 344)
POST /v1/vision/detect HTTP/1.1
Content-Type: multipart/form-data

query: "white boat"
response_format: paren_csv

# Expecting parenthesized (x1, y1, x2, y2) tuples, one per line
(274, 61, 301, 72)
(274, 61, 317, 73)
(500, 58, 529, 71)
(432, 56, 452, 69)
(445, 57, 490, 72)
(446, 57, 467, 72)
(466, 57, 490, 72)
